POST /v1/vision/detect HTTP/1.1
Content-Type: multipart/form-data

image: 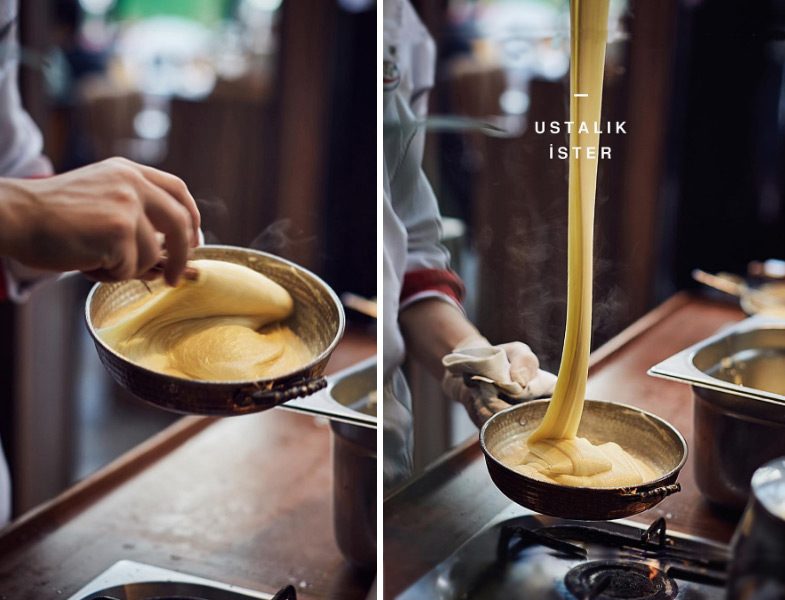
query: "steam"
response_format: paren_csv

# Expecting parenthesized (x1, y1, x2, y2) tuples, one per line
(471, 184, 628, 373)
(194, 196, 317, 259)
(195, 196, 228, 244)
(248, 219, 316, 254)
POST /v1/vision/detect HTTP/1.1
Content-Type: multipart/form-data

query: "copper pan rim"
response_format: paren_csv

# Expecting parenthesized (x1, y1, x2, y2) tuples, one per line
(480, 399, 688, 520)
(84, 245, 346, 416)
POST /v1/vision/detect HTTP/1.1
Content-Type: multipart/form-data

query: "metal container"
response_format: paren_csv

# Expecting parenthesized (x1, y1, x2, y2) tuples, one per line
(480, 400, 687, 521)
(326, 357, 377, 570)
(85, 245, 345, 416)
(281, 361, 376, 428)
(649, 316, 785, 509)
(728, 457, 785, 598)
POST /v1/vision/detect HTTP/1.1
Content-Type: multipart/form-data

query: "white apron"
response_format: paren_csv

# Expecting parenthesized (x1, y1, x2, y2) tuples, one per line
(0, 0, 52, 525)
(383, 0, 455, 490)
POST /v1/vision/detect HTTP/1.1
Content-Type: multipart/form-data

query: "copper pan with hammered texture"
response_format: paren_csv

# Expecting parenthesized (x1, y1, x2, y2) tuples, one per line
(480, 399, 687, 520)
(85, 245, 345, 416)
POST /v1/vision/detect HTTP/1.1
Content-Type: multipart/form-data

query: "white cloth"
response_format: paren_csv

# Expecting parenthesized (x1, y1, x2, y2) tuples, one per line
(443, 346, 558, 400)
(383, 0, 454, 490)
(0, 0, 53, 526)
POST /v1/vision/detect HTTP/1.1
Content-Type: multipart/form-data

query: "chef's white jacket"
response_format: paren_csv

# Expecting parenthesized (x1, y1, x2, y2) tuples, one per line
(383, 0, 463, 490)
(0, 0, 53, 526)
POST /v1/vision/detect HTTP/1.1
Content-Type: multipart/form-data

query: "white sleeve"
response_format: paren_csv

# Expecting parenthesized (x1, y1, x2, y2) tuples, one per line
(2, 258, 61, 302)
(384, 65, 450, 272)
(399, 289, 463, 313)
(0, 8, 52, 178)
(388, 101, 451, 274)
(384, 1, 451, 275)
(0, 7, 55, 301)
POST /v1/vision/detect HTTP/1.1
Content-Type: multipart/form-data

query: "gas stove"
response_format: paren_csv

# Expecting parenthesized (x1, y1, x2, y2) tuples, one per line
(397, 507, 730, 599)
(67, 560, 296, 600)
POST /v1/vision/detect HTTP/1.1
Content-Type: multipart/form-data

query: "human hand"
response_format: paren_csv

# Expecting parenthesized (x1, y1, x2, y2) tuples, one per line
(441, 340, 557, 427)
(0, 157, 200, 285)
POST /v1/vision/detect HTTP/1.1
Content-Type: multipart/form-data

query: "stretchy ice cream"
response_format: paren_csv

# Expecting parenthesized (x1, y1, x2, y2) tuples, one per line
(98, 259, 312, 381)
(501, 0, 657, 488)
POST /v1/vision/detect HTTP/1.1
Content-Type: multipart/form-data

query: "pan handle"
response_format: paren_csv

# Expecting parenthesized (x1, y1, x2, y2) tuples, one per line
(234, 377, 328, 410)
(621, 483, 681, 502)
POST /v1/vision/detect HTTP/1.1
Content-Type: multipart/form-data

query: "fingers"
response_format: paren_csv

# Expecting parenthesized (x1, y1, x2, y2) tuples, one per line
(102, 218, 138, 281)
(89, 211, 155, 282)
(135, 215, 161, 276)
(468, 394, 510, 427)
(527, 370, 558, 398)
(139, 184, 192, 286)
(483, 395, 511, 416)
(501, 341, 539, 385)
(442, 373, 511, 428)
(106, 159, 198, 284)
(135, 163, 201, 245)
(467, 401, 490, 428)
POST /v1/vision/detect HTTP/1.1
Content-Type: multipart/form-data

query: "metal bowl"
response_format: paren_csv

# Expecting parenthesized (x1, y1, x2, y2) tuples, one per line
(480, 400, 687, 520)
(649, 316, 785, 509)
(326, 358, 377, 570)
(85, 245, 345, 416)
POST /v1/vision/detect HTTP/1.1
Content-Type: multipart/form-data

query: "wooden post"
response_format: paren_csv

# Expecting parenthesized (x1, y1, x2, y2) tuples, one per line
(273, 1, 336, 271)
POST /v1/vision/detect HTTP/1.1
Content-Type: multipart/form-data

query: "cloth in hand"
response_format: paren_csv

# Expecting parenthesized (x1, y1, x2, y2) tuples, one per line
(441, 341, 557, 427)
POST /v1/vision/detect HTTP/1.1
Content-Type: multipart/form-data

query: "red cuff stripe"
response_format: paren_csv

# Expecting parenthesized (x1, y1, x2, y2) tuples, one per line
(401, 268, 465, 306)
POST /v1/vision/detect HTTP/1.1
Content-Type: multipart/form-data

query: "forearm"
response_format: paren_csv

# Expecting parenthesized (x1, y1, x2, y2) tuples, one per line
(399, 298, 483, 380)
(0, 178, 34, 258)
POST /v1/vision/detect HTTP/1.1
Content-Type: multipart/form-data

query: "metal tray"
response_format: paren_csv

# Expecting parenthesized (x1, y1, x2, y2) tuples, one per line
(68, 560, 271, 599)
(279, 355, 376, 429)
(648, 315, 785, 405)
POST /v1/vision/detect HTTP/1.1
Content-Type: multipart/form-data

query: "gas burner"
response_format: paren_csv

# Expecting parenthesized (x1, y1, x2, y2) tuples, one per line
(564, 561, 678, 600)
(397, 508, 730, 599)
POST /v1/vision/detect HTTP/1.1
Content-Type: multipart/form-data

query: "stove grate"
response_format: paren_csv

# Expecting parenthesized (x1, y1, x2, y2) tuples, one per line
(497, 517, 729, 591)
(397, 513, 731, 599)
(565, 561, 678, 600)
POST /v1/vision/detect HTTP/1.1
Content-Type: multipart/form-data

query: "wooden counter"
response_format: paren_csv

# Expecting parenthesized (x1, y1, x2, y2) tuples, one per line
(0, 327, 376, 600)
(384, 294, 746, 599)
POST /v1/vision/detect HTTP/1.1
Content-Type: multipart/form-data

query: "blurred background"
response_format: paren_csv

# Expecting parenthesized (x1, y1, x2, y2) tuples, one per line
(404, 0, 785, 474)
(0, 0, 375, 516)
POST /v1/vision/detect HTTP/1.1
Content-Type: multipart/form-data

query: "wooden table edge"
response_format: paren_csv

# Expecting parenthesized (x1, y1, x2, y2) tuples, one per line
(0, 415, 215, 554)
(0, 326, 377, 557)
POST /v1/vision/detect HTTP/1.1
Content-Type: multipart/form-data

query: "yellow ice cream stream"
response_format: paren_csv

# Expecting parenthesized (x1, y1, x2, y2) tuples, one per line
(501, 0, 656, 488)
(98, 259, 312, 381)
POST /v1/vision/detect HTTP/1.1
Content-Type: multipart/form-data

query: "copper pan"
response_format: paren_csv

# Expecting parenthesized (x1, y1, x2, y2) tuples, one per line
(480, 399, 687, 520)
(85, 245, 345, 416)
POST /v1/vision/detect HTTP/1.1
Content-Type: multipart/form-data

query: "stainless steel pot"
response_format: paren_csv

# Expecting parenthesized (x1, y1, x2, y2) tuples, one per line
(728, 457, 785, 598)
(85, 245, 345, 416)
(649, 316, 785, 509)
(327, 357, 377, 570)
